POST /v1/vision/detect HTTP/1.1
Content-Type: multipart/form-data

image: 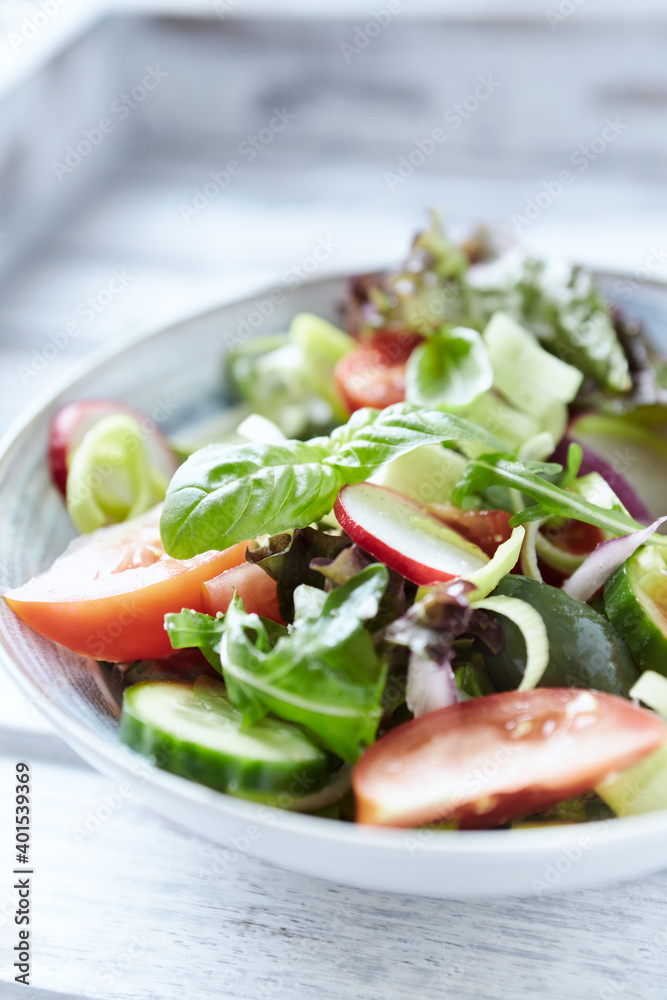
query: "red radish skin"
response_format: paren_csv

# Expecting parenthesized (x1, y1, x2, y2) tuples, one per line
(202, 562, 284, 624)
(352, 688, 667, 828)
(334, 482, 489, 586)
(48, 399, 178, 498)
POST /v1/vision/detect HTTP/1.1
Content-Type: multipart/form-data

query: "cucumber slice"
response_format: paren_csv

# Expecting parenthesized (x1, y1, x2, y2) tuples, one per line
(479, 575, 639, 696)
(120, 679, 332, 800)
(596, 741, 667, 817)
(605, 546, 667, 677)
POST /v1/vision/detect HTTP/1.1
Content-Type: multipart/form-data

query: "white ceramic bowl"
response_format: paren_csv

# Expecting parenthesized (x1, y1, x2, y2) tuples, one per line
(2, 273, 667, 898)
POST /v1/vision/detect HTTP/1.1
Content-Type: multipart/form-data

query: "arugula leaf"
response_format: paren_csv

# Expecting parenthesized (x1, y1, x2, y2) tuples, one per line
(405, 326, 493, 409)
(452, 454, 659, 539)
(246, 527, 351, 622)
(160, 403, 505, 557)
(220, 564, 390, 761)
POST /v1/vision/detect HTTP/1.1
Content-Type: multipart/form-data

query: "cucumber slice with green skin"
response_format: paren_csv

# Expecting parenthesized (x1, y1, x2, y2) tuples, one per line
(120, 679, 332, 800)
(478, 576, 639, 697)
(605, 547, 667, 678)
(596, 741, 667, 817)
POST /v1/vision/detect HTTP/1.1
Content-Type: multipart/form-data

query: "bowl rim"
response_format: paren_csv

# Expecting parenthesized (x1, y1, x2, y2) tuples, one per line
(2, 270, 667, 859)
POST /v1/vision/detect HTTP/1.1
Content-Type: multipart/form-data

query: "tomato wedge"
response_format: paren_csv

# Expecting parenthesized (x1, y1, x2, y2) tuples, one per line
(3, 508, 249, 661)
(202, 562, 284, 623)
(426, 503, 513, 559)
(334, 331, 421, 413)
(539, 518, 606, 587)
(352, 689, 667, 828)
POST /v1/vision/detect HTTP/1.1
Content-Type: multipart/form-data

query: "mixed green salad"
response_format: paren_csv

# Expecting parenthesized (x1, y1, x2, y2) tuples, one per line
(7, 213, 667, 829)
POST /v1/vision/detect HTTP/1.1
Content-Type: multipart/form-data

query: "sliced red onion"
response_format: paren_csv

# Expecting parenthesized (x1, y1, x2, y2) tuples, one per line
(551, 437, 651, 524)
(405, 650, 458, 717)
(562, 517, 667, 602)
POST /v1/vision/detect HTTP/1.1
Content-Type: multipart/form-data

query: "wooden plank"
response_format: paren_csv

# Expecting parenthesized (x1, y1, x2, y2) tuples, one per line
(0, 755, 667, 1000)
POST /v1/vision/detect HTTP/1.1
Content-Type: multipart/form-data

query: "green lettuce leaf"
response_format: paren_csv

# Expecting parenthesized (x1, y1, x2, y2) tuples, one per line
(165, 565, 391, 762)
(515, 259, 631, 392)
(220, 564, 390, 761)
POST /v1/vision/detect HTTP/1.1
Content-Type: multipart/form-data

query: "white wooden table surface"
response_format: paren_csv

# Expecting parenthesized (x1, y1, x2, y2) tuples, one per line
(2, 11, 667, 999)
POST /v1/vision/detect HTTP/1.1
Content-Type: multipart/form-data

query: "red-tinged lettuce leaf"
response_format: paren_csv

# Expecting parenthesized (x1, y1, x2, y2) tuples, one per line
(382, 581, 500, 716)
(247, 527, 352, 622)
(112, 649, 218, 688)
(311, 543, 417, 633)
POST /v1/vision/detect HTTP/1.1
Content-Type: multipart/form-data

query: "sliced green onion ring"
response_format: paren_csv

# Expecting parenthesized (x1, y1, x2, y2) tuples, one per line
(66, 414, 170, 533)
(630, 671, 667, 719)
(465, 525, 525, 601)
(471, 594, 549, 691)
(534, 532, 586, 574)
(520, 519, 544, 582)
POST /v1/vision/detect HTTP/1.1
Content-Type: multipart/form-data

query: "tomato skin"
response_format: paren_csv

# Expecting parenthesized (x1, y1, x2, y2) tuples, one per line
(3, 510, 250, 661)
(334, 332, 421, 413)
(352, 688, 666, 829)
(202, 563, 284, 624)
(426, 504, 513, 558)
(540, 519, 606, 587)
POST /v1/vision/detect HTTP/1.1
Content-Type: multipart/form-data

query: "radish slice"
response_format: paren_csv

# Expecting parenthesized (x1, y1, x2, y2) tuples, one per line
(333, 483, 489, 586)
(48, 399, 178, 498)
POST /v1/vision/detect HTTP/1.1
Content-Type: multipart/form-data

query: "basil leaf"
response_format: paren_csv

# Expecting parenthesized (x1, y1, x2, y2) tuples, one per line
(405, 326, 492, 409)
(161, 403, 505, 557)
(220, 564, 390, 761)
(160, 437, 339, 557)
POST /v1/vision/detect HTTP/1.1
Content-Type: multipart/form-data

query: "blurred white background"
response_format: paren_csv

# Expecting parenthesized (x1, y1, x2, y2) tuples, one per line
(1, 2, 666, 422)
